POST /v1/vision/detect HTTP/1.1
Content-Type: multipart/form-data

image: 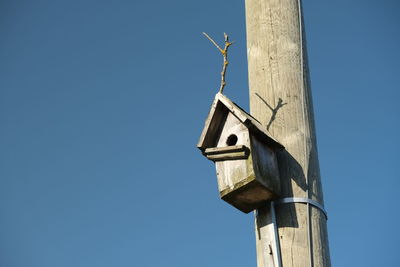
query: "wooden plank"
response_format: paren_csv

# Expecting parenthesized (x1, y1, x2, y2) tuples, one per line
(197, 95, 228, 150)
(251, 135, 280, 196)
(204, 144, 250, 161)
(206, 151, 249, 161)
(204, 145, 249, 155)
(214, 112, 252, 195)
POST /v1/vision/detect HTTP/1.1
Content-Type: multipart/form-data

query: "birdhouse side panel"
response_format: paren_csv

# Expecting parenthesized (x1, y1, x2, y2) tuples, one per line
(250, 136, 281, 197)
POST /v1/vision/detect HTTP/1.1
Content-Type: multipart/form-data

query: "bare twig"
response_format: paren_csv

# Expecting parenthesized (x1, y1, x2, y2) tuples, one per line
(202, 32, 223, 53)
(202, 32, 233, 94)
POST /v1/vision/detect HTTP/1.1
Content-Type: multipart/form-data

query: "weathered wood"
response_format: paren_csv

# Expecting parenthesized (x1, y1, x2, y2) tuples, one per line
(197, 93, 284, 151)
(221, 179, 275, 213)
(245, 0, 331, 266)
(206, 150, 249, 161)
(197, 94, 282, 213)
(205, 145, 249, 154)
(204, 145, 250, 161)
(250, 135, 280, 196)
(255, 202, 282, 267)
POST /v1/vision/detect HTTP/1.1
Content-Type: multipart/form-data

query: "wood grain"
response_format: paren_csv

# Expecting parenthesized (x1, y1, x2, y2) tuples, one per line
(245, 0, 331, 266)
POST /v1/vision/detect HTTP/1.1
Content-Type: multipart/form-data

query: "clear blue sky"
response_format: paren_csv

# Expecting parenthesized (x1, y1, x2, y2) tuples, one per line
(0, 1, 399, 266)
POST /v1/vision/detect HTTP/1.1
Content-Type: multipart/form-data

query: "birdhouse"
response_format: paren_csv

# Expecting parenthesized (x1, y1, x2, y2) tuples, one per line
(197, 93, 284, 213)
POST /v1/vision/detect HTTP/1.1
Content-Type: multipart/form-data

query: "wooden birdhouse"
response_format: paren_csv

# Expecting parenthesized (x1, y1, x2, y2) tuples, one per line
(197, 93, 284, 213)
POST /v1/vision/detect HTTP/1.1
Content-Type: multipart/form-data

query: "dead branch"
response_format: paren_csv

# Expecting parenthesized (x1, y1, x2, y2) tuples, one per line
(202, 32, 233, 94)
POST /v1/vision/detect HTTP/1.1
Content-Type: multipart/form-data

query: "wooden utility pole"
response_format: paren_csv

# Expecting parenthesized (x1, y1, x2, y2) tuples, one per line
(245, 0, 331, 266)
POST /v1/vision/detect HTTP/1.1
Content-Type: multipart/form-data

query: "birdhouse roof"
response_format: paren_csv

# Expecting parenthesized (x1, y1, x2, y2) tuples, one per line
(197, 93, 284, 151)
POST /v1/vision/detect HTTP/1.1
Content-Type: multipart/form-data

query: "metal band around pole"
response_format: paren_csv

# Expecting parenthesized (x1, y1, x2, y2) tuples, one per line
(275, 197, 328, 219)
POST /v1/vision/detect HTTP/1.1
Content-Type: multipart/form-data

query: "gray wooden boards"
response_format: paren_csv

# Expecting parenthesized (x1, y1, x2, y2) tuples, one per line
(197, 93, 284, 213)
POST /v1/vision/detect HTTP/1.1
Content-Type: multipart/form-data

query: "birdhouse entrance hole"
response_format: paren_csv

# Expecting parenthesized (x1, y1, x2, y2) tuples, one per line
(226, 134, 238, 146)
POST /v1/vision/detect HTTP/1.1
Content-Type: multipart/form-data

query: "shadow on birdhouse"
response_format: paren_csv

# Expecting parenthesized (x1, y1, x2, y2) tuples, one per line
(197, 93, 284, 213)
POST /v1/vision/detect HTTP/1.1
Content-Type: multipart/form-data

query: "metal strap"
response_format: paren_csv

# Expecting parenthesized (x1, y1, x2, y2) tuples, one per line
(270, 201, 282, 267)
(275, 197, 328, 219)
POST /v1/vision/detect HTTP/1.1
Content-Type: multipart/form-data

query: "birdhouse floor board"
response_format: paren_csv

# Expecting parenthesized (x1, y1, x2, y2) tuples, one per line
(222, 179, 275, 213)
(219, 173, 256, 198)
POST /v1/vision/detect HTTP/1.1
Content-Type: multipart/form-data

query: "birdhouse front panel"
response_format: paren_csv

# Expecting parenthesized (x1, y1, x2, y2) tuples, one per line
(214, 111, 252, 194)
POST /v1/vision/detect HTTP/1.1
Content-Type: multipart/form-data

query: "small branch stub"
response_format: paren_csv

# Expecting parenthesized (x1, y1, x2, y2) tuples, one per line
(202, 32, 233, 94)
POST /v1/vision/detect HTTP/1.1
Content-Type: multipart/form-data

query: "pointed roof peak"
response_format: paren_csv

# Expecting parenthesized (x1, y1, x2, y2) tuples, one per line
(197, 93, 284, 151)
